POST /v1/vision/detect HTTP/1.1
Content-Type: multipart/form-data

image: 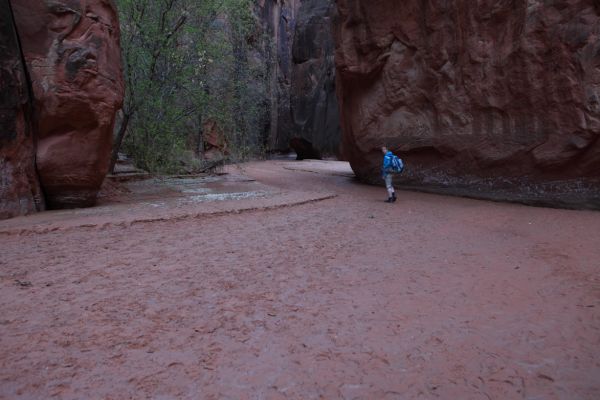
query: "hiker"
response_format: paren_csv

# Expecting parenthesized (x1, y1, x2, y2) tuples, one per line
(381, 146, 404, 203)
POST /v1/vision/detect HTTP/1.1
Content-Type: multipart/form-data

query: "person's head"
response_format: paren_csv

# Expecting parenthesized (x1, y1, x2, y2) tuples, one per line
(381, 146, 388, 154)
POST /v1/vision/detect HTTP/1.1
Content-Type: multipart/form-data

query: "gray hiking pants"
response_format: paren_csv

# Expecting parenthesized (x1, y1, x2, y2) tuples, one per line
(384, 174, 395, 197)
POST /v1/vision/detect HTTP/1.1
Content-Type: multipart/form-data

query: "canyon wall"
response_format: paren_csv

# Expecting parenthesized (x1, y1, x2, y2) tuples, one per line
(258, 0, 340, 155)
(291, 0, 340, 154)
(0, 0, 43, 219)
(12, 0, 124, 209)
(334, 0, 600, 207)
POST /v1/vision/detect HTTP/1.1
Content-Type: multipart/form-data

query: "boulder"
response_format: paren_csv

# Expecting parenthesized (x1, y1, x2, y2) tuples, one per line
(333, 0, 600, 207)
(12, 0, 124, 209)
(0, 0, 43, 219)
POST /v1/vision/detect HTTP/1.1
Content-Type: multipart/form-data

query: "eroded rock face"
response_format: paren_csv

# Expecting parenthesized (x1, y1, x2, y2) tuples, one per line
(0, 1, 43, 219)
(334, 0, 600, 207)
(12, 0, 124, 208)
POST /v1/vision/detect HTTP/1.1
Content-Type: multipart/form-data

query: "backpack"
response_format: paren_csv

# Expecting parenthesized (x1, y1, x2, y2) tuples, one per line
(390, 154, 404, 173)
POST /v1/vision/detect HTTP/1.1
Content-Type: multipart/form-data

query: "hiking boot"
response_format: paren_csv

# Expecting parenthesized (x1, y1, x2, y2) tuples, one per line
(385, 197, 393, 203)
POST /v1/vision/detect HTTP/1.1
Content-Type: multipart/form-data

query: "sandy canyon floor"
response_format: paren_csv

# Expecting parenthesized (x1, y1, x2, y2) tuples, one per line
(1, 160, 599, 399)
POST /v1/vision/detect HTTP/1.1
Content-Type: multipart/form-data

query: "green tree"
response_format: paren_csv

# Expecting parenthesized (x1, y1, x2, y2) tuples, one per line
(112, 0, 270, 174)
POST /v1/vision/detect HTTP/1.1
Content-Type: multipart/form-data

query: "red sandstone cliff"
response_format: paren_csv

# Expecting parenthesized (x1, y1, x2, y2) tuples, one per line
(12, 0, 124, 209)
(334, 0, 600, 207)
(0, 0, 43, 218)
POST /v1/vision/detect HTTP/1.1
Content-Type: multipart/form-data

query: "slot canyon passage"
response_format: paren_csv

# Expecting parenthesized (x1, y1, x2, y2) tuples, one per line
(1, 0, 600, 399)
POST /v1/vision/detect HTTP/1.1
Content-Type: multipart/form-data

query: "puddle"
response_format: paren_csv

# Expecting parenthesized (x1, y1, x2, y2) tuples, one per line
(181, 188, 213, 194)
(182, 191, 270, 203)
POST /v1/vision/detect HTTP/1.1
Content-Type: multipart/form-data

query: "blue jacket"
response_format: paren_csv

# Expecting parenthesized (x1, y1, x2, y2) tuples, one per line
(381, 151, 395, 177)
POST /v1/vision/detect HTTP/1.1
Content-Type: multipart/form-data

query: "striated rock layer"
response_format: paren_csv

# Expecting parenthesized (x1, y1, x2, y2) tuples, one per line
(334, 0, 600, 208)
(12, 0, 124, 209)
(0, 0, 43, 219)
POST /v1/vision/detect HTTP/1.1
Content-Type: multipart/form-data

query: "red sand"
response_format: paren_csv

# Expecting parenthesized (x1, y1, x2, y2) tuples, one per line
(1, 160, 599, 399)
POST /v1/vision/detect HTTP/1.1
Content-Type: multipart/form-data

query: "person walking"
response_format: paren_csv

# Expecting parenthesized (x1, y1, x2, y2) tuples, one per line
(381, 146, 403, 203)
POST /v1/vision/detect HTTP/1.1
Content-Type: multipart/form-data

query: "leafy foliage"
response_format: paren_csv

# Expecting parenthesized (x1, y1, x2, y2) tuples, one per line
(114, 0, 270, 174)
